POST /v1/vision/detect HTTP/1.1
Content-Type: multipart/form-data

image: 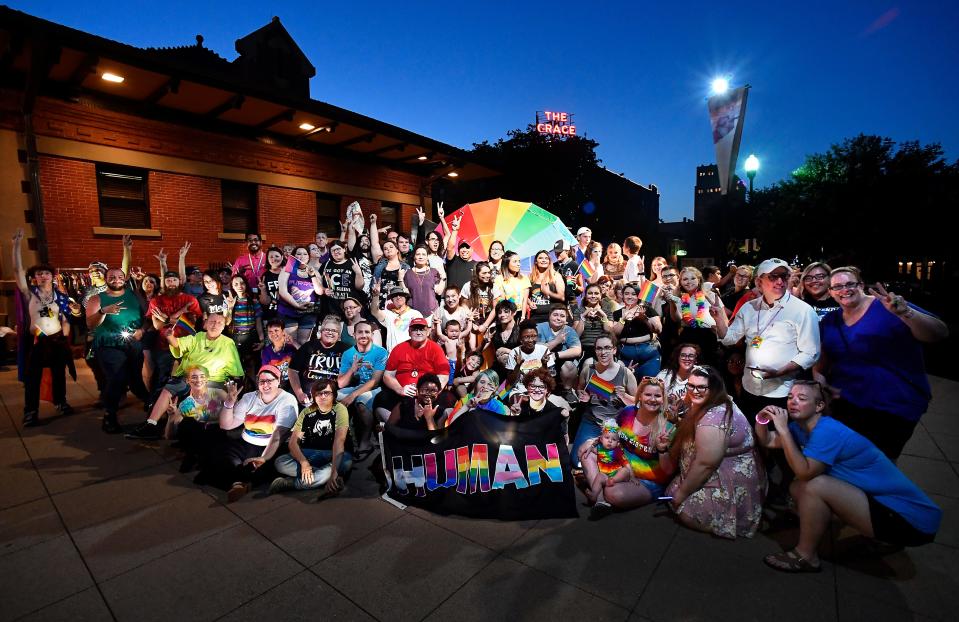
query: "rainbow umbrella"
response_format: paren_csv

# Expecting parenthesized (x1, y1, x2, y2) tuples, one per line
(438, 198, 578, 271)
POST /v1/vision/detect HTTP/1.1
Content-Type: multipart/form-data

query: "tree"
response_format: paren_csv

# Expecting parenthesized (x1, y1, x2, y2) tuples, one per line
(750, 134, 958, 287)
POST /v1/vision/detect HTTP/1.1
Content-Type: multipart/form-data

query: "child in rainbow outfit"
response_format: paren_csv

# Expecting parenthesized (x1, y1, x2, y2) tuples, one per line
(583, 420, 631, 510)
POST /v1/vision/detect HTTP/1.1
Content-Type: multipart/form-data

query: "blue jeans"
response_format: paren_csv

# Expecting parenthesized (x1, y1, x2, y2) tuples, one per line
(337, 386, 380, 412)
(570, 418, 604, 468)
(619, 342, 661, 378)
(274, 448, 353, 490)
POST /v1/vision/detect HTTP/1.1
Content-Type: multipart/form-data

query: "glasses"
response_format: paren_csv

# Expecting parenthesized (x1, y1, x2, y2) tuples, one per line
(320, 328, 339, 334)
(315, 390, 335, 397)
(687, 383, 709, 394)
(764, 272, 790, 282)
(828, 282, 861, 292)
(527, 383, 548, 391)
(678, 354, 697, 360)
(802, 274, 828, 283)
(258, 377, 279, 385)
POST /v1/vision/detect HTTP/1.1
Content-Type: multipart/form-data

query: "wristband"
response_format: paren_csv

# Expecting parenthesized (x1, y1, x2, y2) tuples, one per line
(223, 402, 235, 409)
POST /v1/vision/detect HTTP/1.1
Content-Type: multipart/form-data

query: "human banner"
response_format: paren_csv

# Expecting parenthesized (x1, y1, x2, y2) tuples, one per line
(384, 409, 579, 520)
(708, 85, 750, 195)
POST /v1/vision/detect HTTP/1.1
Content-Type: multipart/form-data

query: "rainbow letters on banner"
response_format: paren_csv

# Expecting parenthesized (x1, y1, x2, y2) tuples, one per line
(384, 409, 578, 520)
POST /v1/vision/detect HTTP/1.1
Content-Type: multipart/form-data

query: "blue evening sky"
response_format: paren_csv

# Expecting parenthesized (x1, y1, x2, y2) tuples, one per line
(14, 1, 959, 221)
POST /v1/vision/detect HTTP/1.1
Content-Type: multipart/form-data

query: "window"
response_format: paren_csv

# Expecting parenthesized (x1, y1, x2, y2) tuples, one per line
(222, 181, 258, 234)
(316, 193, 340, 236)
(96, 164, 150, 228)
(380, 201, 400, 232)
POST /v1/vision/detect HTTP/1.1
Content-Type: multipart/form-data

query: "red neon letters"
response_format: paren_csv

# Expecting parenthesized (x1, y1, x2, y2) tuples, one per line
(536, 111, 576, 136)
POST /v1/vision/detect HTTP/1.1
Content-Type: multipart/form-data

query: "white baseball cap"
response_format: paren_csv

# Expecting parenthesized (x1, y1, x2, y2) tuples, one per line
(754, 258, 791, 278)
(576, 227, 592, 236)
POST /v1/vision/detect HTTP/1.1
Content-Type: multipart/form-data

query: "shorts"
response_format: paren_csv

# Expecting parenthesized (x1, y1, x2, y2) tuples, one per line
(282, 314, 317, 331)
(638, 479, 665, 497)
(867, 496, 935, 547)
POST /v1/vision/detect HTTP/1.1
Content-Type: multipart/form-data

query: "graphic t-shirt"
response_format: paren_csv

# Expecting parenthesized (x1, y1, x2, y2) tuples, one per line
(235, 389, 299, 446)
(260, 342, 297, 383)
(380, 307, 424, 350)
(292, 403, 351, 452)
(506, 343, 553, 374)
(262, 271, 281, 316)
(197, 292, 228, 317)
(290, 340, 350, 386)
(615, 407, 675, 484)
(803, 293, 841, 321)
(322, 259, 357, 302)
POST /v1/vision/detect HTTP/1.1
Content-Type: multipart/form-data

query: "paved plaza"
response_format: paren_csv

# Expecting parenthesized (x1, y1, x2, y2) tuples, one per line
(1, 366, 957, 621)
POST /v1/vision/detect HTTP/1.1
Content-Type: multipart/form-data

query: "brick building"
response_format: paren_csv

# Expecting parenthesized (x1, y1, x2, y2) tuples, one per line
(0, 7, 495, 289)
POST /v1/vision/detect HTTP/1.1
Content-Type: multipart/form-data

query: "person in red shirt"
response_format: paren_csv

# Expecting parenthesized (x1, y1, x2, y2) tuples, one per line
(146, 270, 202, 406)
(372, 317, 449, 425)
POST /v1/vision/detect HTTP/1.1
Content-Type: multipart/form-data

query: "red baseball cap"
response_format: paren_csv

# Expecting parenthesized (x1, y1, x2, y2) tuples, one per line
(409, 317, 429, 329)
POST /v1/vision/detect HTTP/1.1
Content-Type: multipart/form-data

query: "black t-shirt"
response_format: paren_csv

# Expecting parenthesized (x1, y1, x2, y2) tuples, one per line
(298, 406, 353, 453)
(197, 292, 227, 317)
(393, 398, 431, 431)
(322, 259, 357, 301)
(377, 266, 401, 310)
(613, 305, 659, 339)
(290, 340, 349, 385)
(803, 293, 841, 320)
(446, 257, 476, 290)
(263, 271, 281, 315)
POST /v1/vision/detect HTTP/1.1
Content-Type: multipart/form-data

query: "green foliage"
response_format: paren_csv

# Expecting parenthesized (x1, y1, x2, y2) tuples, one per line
(751, 134, 958, 279)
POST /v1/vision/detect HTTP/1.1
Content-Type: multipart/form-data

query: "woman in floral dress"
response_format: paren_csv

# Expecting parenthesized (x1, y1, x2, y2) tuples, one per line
(666, 365, 765, 538)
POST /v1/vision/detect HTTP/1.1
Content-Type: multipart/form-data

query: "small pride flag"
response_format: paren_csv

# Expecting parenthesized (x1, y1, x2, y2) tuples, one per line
(175, 315, 196, 335)
(638, 280, 661, 305)
(283, 255, 301, 274)
(578, 259, 595, 281)
(587, 375, 615, 400)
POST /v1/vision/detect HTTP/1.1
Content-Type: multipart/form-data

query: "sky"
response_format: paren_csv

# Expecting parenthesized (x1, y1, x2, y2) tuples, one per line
(14, 1, 959, 222)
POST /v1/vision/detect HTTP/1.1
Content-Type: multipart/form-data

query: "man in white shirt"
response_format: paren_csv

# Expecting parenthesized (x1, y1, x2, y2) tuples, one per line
(715, 258, 821, 421)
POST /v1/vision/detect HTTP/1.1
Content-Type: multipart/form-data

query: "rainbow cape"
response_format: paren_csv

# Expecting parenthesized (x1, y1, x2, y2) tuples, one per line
(638, 280, 661, 305)
(587, 375, 615, 400)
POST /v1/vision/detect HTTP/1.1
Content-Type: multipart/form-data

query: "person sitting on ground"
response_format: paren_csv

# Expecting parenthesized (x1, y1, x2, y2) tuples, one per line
(505, 319, 554, 381)
(337, 319, 387, 460)
(572, 334, 638, 459)
(387, 373, 444, 431)
(203, 364, 299, 502)
(665, 365, 766, 539)
(270, 378, 352, 497)
(373, 317, 450, 427)
(537, 304, 582, 377)
(756, 381, 941, 573)
(580, 420, 631, 513)
(165, 365, 227, 473)
(489, 299, 520, 376)
(507, 368, 569, 420)
(579, 376, 675, 519)
(260, 318, 296, 388)
(288, 315, 349, 408)
(127, 313, 243, 440)
(656, 343, 701, 422)
(446, 369, 509, 425)
(452, 351, 484, 400)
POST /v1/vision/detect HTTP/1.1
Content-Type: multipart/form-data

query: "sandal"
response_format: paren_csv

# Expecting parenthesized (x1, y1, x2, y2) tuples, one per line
(763, 550, 822, 573)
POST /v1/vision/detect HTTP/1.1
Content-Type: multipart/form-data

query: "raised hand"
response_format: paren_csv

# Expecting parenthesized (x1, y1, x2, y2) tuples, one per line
(166, 396, 179, 416)
(370, 212, 377, 225)
(154, 248, 167, 264)
(225, 380, 240, 404)
(436, 202, 445, 221)
(179, 241, 191, 258)
(224, 291, 236, 308)
(416, 205, 425, 225)
(868, 282, 909, 316)
(122, 234, 133, 250)
(351, 257, 362, 274)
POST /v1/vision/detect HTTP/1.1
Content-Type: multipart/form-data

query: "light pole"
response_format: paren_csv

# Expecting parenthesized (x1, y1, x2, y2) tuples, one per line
(744, 154, 760, 196)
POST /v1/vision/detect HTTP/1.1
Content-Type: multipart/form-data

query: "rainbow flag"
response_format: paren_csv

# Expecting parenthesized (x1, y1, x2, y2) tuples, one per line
(578, 259, 595, 281)
(175, 315, 196, 335)
(284, 256, 301, 274)
(638, 280, 661, 305)
(587, 375, 615, 400)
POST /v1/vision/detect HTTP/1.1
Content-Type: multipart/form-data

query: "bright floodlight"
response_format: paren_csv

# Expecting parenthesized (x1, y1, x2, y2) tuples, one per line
(710, 77, 729, 95)
(744, 154, 760, 173)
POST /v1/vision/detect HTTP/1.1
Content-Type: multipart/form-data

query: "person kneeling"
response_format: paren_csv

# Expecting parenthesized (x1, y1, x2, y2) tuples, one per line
(270, 379, 352, 498)
(756, 381, 941, 573)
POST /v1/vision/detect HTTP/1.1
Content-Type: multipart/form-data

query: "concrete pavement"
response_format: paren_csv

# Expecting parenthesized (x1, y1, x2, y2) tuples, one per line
(1, 367, 957, 621)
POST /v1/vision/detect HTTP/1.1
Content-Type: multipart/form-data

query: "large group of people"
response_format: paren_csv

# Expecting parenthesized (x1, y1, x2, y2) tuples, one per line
(9, 199, 949, 572)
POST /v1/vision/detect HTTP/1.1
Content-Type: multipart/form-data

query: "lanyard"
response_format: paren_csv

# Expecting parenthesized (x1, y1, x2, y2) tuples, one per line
(248, 252, 264, 276)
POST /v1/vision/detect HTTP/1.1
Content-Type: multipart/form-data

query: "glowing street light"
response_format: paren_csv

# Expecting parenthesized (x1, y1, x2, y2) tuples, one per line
(710, 76, 729, 95)
(744, 154, 760, 194)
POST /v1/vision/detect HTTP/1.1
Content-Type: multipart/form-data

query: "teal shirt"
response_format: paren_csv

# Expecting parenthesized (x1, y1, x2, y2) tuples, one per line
(93, 287, 143, 348)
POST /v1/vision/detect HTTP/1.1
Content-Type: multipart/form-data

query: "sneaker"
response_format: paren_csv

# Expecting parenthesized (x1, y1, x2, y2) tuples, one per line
(588, 501, 613, 521)
(22, 411, 40, 427)
(101, 416, 122, 434)
(55, 402, 75, 416)
(227, 481, 251, 503)
(125, 421, 161, 440)
(268, 476, 296, 495)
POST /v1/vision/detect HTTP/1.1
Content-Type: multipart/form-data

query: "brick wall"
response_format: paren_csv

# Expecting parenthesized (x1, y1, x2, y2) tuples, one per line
(259, 185, 317, 247)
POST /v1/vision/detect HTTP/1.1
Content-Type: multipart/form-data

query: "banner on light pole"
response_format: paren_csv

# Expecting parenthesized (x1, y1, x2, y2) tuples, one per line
(708, 86, 750, 195)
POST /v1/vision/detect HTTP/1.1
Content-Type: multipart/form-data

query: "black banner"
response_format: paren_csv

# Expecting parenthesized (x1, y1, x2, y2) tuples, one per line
(384, 409, 579, 520)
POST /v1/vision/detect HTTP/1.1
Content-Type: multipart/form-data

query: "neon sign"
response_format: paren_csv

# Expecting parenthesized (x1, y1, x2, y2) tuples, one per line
(536, 111, 576, 137)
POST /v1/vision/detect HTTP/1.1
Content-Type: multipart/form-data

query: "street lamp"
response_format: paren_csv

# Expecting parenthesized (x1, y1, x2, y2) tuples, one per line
(744, 154, 760, 194)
